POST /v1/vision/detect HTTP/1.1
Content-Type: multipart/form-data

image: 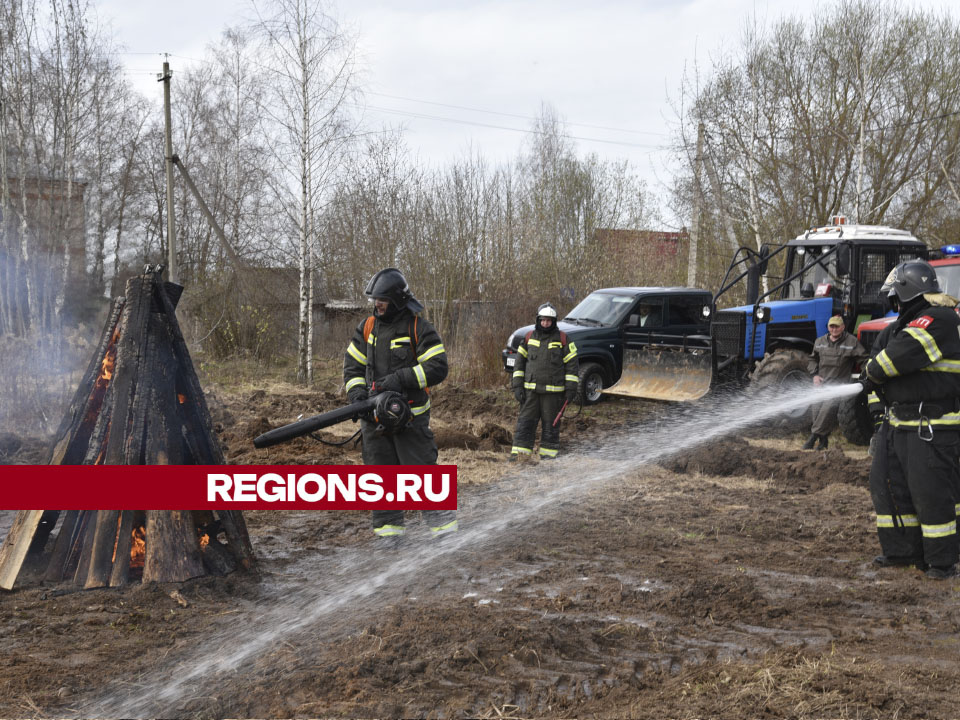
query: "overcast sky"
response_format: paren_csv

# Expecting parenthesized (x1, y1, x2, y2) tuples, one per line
(99, 0, 955, 219)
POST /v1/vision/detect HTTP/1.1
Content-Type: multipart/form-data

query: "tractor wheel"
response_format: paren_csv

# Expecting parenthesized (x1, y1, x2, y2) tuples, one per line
(749, 349, 812, 432)
(579, 362, 605, 405)
(838, 391, 872, 446)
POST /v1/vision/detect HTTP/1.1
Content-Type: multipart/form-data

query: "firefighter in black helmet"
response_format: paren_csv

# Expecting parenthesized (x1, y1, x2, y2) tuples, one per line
(509, 302, 579, 460)
(343, 268, 456, 545)
(860, 259, 960, 579)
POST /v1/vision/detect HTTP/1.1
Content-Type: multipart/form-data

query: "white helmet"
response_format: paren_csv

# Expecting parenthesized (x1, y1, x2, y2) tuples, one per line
(536, 302, 558, 322)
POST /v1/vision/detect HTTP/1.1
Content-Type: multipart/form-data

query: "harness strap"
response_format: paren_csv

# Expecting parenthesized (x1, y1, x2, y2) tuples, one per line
(363, 314, 425, 391)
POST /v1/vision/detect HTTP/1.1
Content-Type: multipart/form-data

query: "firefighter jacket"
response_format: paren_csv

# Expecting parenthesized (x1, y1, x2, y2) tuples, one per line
(343, 309, 447, 418)
(866, 322, 894, 418)
(511, 325, 579, 394)
(864, 301, 960, 429)
(807, 330, 867, 380)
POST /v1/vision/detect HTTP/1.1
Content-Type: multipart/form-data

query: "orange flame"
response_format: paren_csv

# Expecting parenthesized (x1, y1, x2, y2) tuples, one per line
(177, 393, 187, 404)
(130, 526, 146, 569)
(100, 351, 115, 382)
(94, 327, 121, 391)
(199, 533, 210, 550)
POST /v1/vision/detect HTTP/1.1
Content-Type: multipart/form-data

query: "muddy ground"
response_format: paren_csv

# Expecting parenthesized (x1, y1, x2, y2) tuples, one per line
(1, 382, 959, 719)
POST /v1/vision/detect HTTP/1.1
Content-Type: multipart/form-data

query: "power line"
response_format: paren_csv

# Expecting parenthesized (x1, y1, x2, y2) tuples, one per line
(365, 91, 669, 138)
(356, 103, 665, 150)
(116, 52, 669, 144)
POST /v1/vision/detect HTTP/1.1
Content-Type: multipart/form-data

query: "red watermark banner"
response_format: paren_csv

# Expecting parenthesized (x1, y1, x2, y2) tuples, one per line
(0, 465, 457, 510)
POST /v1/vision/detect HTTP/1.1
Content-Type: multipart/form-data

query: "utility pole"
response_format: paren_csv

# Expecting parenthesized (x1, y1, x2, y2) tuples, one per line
(159, 60, 178, 284)
(687, 122, 705, 288)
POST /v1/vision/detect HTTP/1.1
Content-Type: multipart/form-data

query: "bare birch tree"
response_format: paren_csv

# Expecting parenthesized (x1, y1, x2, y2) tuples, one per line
(254, 0, 358, 383)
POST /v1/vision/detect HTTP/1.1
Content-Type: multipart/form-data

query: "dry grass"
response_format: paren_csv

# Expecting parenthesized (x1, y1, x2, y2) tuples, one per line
(672, 651, 884, 719)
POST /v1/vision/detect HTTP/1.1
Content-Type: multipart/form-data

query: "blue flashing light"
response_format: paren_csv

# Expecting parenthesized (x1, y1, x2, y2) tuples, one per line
(939, 244, 960, 256)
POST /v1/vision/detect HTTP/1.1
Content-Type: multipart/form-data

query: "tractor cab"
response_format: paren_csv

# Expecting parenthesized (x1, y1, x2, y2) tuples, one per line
(777, 220, 928, 330)
(711, 218, 928, 382)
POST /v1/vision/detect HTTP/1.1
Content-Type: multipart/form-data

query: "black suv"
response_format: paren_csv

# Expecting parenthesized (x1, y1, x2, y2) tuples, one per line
(502, 287, 713, 403)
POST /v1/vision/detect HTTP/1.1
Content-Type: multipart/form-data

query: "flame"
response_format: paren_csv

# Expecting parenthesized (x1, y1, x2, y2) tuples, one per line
(94, 327, 121, 392)
(100, 351, 115, 383)
(130, 526, 146, 569)
(177, 393, 186, 404)
(199, 533, 210, 550)
(84, 323, 121, 459)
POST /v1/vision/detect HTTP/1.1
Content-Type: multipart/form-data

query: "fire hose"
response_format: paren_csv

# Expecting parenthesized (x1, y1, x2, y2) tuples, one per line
(552, 399, 569, 427)
(253, 391, 411, 448)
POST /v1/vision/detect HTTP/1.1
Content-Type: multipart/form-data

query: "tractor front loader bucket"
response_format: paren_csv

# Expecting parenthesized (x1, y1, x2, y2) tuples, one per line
(604, 347, 713, 402)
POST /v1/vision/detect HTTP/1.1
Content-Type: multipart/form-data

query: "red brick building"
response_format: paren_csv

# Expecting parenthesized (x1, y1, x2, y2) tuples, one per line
(593, 228, 689, 284)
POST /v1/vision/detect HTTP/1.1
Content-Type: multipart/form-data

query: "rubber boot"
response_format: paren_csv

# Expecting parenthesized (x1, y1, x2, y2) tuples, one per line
(802, 434, 817, 450)
(817, 434, 829, 450)
(926, 565, 957, 580)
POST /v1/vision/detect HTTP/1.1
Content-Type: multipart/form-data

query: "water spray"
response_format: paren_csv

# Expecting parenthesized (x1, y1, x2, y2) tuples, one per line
(81, 382, 863, 717)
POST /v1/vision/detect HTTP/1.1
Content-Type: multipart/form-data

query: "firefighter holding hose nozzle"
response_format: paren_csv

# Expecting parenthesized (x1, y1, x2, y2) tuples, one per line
(343, 268, 457, 547)
(859, 259, 960, 580)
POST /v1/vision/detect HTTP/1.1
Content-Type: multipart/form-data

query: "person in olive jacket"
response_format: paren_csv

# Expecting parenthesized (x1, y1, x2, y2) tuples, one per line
(343, 268, 456, 545)
(803, 314, 867, 450)
(509, 302, 579, 460)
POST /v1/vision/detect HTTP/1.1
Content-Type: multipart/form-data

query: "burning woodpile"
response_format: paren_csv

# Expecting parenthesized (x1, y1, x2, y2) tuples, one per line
(0, 267, 255, 590)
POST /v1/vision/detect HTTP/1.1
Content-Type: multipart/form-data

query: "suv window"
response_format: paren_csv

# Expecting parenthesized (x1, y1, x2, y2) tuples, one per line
(935, 263, 960, 297)
(630, 298, 664, 328)
(668, 296, 708, 325)
(565, 292, 637, 326)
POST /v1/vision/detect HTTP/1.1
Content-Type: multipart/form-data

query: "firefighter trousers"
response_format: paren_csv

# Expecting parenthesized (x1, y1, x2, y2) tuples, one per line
(869, 423, 959, 568)
(360, 412, 457, 538)
(511, 391, 565, 458)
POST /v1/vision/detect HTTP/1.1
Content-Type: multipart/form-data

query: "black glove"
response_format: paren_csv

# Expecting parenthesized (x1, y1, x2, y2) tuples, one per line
(565, 387, 578, 403)
(859, 375, 879, 395)
(871, 410, 885, 430)
(347, 387, 369, 404)
(373, 373, 403, 394)
(513, 386, 525, 404)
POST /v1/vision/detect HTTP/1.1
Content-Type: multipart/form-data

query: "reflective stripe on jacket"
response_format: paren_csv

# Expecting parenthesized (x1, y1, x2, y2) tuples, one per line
(511, 327, 579, 394)
(343, 309, 447, 411)
(865, 303, 960, 427)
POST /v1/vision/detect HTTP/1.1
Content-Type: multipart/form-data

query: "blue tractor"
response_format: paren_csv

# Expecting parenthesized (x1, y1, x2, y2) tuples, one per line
(607, 218, 928, 419)
(710, 219, 927, 422)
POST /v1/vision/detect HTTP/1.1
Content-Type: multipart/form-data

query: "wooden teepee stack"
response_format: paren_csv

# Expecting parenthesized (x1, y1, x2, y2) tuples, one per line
(0, 267, 255, 590)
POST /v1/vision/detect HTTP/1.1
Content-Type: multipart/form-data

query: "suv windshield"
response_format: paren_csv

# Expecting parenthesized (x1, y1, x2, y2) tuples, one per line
(785, 245, 841, 298)
(565, 292, 637, 326)
(935, 263, 960, 298)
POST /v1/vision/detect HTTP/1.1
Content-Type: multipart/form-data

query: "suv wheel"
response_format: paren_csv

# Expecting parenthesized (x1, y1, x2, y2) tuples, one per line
(579, 362, 605, 405)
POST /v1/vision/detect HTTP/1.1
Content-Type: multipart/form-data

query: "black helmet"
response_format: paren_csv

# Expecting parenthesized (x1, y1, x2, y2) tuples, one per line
(364, 268, 424, 313)
(880, 260, 940, 303)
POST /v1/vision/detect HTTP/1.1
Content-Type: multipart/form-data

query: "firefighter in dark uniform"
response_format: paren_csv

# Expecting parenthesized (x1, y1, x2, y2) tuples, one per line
(861, 260, 960, 579)
(510, 303, 579, 460)
(343, 268, 456, 544)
